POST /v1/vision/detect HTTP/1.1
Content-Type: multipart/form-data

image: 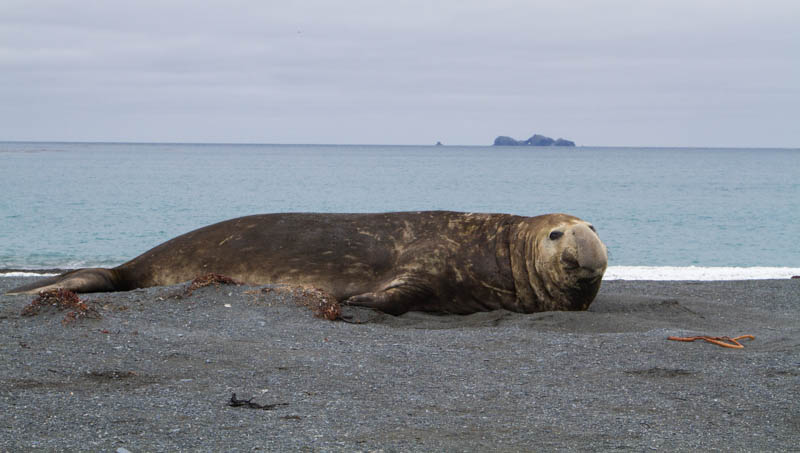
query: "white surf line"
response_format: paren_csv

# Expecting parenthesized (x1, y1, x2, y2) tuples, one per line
(0, 272, 60, 277)
(604, 266, 800, 281)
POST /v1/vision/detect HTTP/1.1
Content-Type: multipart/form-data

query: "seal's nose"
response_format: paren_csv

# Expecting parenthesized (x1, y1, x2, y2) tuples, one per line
(571, 224, 607, 272)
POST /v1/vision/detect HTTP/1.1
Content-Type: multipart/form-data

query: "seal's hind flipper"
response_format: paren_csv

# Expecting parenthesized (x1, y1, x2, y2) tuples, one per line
(5, 268, 120, 295)
(343, 278, 433, 315)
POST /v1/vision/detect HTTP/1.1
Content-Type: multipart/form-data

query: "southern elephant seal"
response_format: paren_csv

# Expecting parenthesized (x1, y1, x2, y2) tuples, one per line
(7, 211, 608, 314)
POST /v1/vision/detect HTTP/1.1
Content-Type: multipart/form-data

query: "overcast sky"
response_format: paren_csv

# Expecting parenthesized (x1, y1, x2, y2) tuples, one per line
(1, 1, 798, 147)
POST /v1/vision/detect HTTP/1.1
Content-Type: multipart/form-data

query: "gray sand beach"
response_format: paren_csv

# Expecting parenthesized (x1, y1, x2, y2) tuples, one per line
(1, 277, 798, 451)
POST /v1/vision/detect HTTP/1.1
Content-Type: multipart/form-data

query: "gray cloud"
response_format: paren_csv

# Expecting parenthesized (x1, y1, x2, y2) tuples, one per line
(1, 0, 798, 146)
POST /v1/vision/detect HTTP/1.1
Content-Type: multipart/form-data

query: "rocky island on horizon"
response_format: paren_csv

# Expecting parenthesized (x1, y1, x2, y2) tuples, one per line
(493, 134, 575, 147)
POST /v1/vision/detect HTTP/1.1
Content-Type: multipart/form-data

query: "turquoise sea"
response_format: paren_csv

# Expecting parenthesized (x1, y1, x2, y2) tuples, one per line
(1, 142, 798, 278)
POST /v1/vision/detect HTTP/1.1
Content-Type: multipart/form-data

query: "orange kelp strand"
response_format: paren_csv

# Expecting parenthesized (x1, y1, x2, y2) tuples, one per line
(667, 335, 755, 349)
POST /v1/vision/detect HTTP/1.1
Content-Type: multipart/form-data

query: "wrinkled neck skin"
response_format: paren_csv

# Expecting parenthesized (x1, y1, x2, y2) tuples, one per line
(507, 215, 607, 312)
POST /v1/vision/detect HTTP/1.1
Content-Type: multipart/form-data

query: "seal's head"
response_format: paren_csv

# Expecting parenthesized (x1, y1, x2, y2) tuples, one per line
(510, 214, 608, 312)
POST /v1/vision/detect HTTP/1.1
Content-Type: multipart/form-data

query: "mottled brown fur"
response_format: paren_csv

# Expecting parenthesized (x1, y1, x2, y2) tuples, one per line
(7, 211, 607, 314)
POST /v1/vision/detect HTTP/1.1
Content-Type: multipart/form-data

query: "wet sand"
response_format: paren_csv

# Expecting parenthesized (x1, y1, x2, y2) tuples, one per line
(1, 277, 798, 451)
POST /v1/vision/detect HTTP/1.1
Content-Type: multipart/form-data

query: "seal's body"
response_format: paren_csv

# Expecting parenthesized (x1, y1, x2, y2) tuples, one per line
(7, 211, 608, 314)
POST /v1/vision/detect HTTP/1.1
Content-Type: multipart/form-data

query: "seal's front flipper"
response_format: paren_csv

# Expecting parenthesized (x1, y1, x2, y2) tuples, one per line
(5, 268, 120, 295)
(343, 279, 433, 315)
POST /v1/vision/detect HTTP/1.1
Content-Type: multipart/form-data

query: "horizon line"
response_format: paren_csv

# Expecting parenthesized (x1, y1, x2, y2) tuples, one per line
(0, 139, 797, 151)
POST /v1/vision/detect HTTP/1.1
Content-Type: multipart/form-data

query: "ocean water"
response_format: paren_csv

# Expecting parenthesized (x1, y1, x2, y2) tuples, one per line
(1, 142, 798, 279)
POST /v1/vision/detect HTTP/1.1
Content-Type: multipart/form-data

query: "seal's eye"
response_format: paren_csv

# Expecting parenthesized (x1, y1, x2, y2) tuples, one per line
(549, 230, 564, 240)
(588, 225, 596, 233)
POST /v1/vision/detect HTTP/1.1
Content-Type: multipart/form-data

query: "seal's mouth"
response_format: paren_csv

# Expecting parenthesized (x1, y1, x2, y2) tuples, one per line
(577, 274, 603, 286)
